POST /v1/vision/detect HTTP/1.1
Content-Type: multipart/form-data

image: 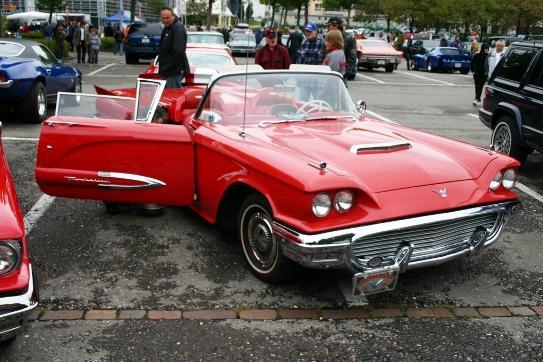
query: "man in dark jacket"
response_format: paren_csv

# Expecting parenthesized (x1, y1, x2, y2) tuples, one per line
(286, 26, 304, 63)
(471, 43, 490, 106)
(325, 17, 357, 82)
(158, 6, 190, 88)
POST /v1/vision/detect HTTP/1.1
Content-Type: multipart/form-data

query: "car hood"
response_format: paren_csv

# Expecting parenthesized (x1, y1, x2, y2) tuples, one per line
(243, 118, 495, 193)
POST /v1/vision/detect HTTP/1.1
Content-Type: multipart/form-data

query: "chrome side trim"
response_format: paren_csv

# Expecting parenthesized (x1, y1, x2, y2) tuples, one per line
(0, 80, 14, 88)
(97, 171, 166, 190)
(350, 141, 411, 154)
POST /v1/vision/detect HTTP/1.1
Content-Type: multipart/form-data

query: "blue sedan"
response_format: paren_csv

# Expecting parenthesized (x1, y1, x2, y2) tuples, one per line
(413, 47, 471, 74)
(0, 39, 82, 123)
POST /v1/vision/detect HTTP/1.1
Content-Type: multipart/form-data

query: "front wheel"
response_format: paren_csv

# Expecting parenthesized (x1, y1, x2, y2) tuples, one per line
(491, 115, 531, 163)
(238, 194, 296, 284)
(19, 82, 47, 123)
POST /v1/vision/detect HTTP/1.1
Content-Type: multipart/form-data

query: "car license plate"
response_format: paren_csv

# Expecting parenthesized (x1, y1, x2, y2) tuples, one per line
(353, 269, 399, 295)
(455, 62, 461, 68)
(142, 38, 150, 43)
(378, 60, 385, 65)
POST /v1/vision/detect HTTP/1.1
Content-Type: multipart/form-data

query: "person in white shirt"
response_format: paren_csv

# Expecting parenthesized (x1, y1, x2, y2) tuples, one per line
(486, 39, 506, 79)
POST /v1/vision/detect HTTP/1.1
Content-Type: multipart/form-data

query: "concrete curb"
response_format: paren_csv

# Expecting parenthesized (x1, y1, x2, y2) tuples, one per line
(30, 305, 543, 322)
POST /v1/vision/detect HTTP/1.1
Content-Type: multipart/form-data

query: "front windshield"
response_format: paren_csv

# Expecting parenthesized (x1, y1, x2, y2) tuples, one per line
(231, 34, 255, 43)
(187, 53, 234, 67)
(56, 93, 135, 120)
(187, 34, 225, 44)
(199, 72, 356, 125)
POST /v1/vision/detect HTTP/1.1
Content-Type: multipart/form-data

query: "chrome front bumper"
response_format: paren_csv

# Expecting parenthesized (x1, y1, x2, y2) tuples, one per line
(0, 80, 13, 88)
(274, 201, 521, 295)
(0, 264, 39, 342)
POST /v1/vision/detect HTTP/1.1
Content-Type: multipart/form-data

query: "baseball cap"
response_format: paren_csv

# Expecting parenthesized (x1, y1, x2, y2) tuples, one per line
(303, 22, 317, 32)
(326, 17, 343, 26)
(264, 27, 277, 38)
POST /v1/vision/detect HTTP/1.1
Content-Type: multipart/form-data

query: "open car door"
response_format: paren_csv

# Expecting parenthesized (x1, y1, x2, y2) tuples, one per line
(35, 79, 195, 206)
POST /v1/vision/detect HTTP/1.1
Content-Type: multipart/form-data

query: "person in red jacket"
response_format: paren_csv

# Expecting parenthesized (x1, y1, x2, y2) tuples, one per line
(255, 28, 291, 69)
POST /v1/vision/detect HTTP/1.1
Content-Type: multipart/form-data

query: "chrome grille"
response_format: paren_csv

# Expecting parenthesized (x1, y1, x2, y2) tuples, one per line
(352, 212, 501, 263)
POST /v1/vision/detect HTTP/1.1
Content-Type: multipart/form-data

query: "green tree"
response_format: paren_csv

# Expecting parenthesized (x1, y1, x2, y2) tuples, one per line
(36, 0, 64, 24)
(187, 0, 208, 25)
(246, 2, 254, 22)
(149, 0, 167, 18)
(322, 0, 356, 26)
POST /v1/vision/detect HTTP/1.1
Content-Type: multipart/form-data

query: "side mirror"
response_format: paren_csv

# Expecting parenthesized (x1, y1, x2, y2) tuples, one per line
(356, 100, 367, 114)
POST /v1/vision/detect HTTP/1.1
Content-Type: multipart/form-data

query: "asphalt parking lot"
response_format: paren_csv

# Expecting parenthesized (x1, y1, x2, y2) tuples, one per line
(0, 53, 542, 360)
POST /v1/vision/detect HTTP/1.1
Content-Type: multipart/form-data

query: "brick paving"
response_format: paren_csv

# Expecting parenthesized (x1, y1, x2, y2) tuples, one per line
(27, 305, 543, 322)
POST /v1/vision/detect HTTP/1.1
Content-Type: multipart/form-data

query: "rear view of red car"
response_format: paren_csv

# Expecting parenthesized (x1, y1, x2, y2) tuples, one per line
(0, 128, 38, 343)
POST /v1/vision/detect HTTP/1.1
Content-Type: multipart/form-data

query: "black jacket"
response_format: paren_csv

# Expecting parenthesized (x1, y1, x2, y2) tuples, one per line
(471, 51, 488, 75)
(286, 31, 304, 55)
(158, 17, 190, 78)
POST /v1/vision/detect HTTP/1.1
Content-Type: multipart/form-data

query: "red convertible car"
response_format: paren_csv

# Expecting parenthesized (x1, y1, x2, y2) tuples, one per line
(0, 128, 38, 342)
(35, 67, 521, 296)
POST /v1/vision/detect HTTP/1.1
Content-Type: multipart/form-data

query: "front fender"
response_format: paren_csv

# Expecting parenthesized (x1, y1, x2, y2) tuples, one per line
(495, 102, 525, 144)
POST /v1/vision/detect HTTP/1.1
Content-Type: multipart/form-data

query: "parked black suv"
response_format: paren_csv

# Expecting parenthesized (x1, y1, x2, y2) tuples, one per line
(479, 40, 543, 163)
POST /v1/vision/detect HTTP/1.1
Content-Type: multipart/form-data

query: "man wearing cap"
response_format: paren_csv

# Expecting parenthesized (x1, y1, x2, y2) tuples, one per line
(326, 17, 357, 83)
(255, 27, 291, 70)
(296, 22, 324, 65)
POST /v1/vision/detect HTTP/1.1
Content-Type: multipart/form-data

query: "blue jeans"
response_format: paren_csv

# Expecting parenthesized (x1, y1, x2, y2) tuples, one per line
(114, 42, 123, 55)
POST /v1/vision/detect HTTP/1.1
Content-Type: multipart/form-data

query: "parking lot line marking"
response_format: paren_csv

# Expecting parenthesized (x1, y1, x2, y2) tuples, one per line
(516, 182, 543, 204)
(459, 74, 473, 79)
(397, 71, 456, 86)
(353, 81, 471, 87)
(87, 62, 121, 76)
(364, 110, 398, 124)
(356, 74, 386, 84)
(2, 137, 39, 141)
(24, 194, 55, 235)
(466, 113, 479, 118)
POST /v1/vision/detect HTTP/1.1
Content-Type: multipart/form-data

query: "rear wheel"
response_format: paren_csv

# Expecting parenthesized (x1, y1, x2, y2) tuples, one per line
(19, 82, 47, 123)
(385, 64, 394, 72)
(491, 115, 531, 163)
(238, 193, 296, 284)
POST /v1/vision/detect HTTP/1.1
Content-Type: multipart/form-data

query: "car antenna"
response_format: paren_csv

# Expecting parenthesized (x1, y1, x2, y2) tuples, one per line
(241, 29, 249, 138)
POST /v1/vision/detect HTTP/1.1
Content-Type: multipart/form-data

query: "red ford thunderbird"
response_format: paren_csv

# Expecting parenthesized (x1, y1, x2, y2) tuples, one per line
(0, 128, 38, 342)
(35, 67, 521, 296)
(356, 39, 403, 72)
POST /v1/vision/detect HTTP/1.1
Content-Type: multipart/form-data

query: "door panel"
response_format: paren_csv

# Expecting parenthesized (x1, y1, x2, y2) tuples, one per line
(36, 116, 195, 205)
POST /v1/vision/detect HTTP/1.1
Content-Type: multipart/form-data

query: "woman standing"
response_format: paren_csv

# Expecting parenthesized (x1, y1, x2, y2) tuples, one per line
(471, 43, 490, 106)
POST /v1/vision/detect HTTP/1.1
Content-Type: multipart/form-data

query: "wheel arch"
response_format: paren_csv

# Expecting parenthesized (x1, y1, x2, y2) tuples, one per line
(492, 103, 525, 144)
(216, 182, 271, 230)
(35, 75, 46, 86)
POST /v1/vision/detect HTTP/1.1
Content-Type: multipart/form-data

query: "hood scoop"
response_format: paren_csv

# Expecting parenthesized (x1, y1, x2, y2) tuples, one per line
(350, 141, 412, 154)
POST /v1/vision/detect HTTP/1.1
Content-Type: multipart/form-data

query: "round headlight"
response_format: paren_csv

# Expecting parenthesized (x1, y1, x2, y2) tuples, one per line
(502, 169, 517, 189)
(489, 172, 502, 190)
(0, 243, 19, 275)
(334, 190, 354, 213)
(312, 193, 331, 217)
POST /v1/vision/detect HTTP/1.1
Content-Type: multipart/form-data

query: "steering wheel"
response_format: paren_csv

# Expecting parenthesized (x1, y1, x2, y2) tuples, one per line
(295, 100, 333, 117)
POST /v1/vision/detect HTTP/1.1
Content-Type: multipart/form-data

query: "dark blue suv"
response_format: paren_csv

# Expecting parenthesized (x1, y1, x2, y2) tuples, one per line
(125, 22, 162, 64)
(479, 40, 543, 164)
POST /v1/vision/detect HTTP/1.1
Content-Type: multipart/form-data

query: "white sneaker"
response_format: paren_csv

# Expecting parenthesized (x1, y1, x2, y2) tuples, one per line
(472, 100, 479, 106)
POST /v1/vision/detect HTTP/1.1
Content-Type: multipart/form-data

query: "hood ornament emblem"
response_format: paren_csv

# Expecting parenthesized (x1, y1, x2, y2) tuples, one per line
(433, 187, 448, 198)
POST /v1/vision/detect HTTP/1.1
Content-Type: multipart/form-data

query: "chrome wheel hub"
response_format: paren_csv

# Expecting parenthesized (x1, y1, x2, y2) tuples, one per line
(37, 89, 46, 117)
(247, 212, 276, 269)
(493, 125, 512, 154)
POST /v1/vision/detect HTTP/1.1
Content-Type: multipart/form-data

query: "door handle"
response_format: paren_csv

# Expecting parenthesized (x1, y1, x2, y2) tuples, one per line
(46, 120, 79, 127)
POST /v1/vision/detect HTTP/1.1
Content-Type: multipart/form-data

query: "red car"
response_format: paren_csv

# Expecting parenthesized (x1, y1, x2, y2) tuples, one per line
(139, 46, 237, 85)
(35, 68, 521, 296)
(0, 129, 38, 342)
(356, 39, 403, 72)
